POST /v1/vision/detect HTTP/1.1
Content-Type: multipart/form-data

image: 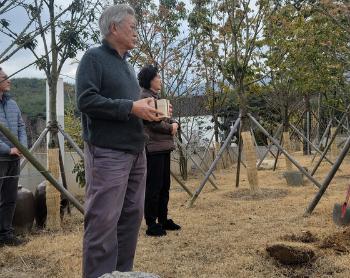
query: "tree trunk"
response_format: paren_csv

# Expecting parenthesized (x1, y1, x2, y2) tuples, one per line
(46, 77, 61, 230)
(303, 94, 311, 155)
(48, 78, 59, 148)
(177, 129, 188, 180)
(316, 92, 322, 145)
(282, 104, 292, 170)
(214, 114, 219, 145)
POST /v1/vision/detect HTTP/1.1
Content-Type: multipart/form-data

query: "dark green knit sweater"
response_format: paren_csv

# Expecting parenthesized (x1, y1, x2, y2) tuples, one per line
(76, 40, 145, 153)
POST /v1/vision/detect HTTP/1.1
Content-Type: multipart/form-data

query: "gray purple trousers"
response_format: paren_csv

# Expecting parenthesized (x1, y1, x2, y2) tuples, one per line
(82, 143, 146, 278)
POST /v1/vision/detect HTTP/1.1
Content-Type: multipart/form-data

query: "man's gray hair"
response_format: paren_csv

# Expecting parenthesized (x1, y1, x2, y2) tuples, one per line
(99, 4, 135, 38)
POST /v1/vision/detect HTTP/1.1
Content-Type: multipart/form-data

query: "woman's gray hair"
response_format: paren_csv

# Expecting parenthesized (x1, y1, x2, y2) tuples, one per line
(99, 4, 135, 38)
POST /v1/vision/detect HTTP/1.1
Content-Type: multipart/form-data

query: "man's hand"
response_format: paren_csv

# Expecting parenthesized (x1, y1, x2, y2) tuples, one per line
(10, 147, 21, 157)
(131, 98, 163, 121)
(171, 122, 179, 135)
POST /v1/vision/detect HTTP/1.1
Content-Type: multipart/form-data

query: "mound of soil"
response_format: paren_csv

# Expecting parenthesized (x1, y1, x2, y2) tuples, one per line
(227, 188, 289, 201)
(319, 229, 350, 254)
(281, 230, 319, 243)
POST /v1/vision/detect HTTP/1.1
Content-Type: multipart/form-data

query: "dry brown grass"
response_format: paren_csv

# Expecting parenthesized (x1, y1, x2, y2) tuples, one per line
(2, 153, 350, 277)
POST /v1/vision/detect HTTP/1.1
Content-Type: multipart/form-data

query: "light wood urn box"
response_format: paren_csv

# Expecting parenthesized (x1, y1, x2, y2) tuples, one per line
(154, 99, 171, 119)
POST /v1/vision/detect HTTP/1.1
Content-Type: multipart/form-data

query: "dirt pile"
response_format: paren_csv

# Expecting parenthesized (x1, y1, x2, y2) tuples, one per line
(319, 228, 350, 254)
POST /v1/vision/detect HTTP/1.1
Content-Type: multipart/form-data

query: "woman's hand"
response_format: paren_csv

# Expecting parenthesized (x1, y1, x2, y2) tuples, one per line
(171, 122, 179, 135)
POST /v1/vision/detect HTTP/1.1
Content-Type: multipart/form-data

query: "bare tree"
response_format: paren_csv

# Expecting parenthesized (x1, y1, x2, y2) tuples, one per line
(0, 1, 88, 65)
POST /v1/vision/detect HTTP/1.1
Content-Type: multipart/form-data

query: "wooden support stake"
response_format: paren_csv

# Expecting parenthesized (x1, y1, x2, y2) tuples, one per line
(170, 171, 193, 197)
(305, 134, 350, 215)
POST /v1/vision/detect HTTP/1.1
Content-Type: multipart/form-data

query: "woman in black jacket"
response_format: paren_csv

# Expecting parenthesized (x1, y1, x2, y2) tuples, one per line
(138, 65, 181, 237)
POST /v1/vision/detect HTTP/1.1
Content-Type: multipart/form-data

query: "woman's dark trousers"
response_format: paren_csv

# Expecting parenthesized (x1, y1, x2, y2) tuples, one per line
(144, 152, 171, 226)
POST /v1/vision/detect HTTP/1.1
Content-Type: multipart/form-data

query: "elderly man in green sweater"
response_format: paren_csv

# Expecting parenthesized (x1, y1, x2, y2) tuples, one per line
(76, 4, 163, 278)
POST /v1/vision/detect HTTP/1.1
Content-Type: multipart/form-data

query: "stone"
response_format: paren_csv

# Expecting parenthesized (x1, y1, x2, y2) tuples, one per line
(266, 242, 316, 265)
(283, 171, 304, 186)
(99, 271, 160, 278)
(257, 159, 274, 170)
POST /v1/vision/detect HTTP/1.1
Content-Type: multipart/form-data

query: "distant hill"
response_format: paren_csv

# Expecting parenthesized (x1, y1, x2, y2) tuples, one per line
(10, 78, 75, 119)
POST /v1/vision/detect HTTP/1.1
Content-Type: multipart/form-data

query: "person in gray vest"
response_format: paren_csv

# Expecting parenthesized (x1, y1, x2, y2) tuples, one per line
(76, 4, 163, 278)
(0, 67, 27, 247)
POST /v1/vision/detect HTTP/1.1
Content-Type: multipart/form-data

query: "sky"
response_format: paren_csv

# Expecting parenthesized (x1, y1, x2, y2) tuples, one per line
(0, 0, 192, 83)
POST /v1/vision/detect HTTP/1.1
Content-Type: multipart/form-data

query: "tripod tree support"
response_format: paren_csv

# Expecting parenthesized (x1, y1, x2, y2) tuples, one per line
(305, 133, 350, 216)
(58, 146, 71, 215)
(175, 137, 218, 190)
(0, 122, 84, 214)
(256, 124, 283, 168)
(199, 131, 214, 168)
(310, 107, 349, 176)
(289, 123, 334, 166)
(311, 119, 332, 163)
(181, 132, 217, 179)
(58, 124, 84, 159)
(188, 116, 241, 208)
(20, 127, 49, 171)
(273, 132, 283, 171)
(330, 127, 338, 159)
(248, 114, 322, 189)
